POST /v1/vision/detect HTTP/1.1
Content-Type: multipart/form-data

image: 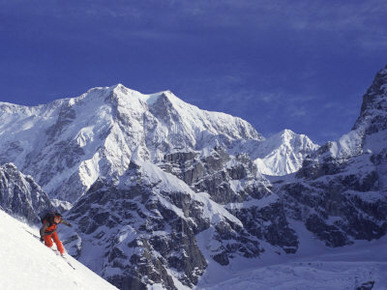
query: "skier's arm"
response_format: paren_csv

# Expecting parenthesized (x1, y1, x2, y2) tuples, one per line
(60, 218, 72, 227)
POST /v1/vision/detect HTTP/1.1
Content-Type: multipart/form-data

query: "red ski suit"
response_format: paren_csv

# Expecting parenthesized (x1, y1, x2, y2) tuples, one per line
(40, 215, 70, 254)
(43, 231, 65, 254)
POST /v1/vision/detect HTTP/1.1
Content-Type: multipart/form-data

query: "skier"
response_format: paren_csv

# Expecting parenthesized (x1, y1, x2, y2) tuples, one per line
(40, 212, 72, 256)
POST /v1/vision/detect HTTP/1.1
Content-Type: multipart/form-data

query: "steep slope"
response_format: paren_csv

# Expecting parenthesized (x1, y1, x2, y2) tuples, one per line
(0, 209, 117, 290)
(0, 85, 262, 203)
(277, 65, 387, 247)
(298, 64, 387, 180)
(63, 153, 295, 289)
(0, 163, 53, 223)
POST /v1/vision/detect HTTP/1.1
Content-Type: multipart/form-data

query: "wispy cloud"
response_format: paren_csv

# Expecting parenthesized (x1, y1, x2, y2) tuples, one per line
(3, 0, 386, 50)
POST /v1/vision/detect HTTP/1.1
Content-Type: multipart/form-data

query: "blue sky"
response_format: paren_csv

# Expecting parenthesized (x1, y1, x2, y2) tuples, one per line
(1, 0, 386, 144)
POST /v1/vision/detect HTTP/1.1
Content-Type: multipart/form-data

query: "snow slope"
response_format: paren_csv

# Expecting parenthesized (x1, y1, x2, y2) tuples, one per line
(0, 210, 117, 290)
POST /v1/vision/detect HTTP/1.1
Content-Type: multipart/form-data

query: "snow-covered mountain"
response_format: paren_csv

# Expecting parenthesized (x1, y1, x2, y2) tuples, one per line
(0, 84, 318, 204)
(0, 83, 319, 289)
(280, 65, 387, 247)
(251, 129, 319, 176)
(62, 150, 298, 289)
(0, 85, 265, 203)
(299, 65, 386, 181)
(0, 209, 117, 290)
(0, 65, 386, 289)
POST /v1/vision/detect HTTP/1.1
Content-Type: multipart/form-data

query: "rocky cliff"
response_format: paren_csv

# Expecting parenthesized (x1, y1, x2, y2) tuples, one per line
(0, 163, 53, 223)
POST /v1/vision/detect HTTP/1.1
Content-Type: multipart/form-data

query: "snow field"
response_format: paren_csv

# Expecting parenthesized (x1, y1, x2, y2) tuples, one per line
(0, 210, 117, 290)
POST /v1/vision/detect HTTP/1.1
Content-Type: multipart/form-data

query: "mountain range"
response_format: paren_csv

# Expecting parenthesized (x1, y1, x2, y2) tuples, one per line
(0, 65, 386, 289)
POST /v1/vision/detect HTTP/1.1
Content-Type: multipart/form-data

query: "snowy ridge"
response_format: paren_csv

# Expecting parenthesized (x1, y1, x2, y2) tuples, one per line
(0, 84, 263, 202)
(0, 84, 317, 205)
(0, 209, 117, 290)
(298, 65, 387, 180)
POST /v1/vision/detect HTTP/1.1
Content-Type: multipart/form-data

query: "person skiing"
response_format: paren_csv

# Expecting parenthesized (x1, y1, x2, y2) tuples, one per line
(40, 212, 72, 256)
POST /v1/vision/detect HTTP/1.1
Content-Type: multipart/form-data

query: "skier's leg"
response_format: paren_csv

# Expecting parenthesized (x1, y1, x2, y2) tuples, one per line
(43, 234, 53, 248)
(51, 231, 65, 254)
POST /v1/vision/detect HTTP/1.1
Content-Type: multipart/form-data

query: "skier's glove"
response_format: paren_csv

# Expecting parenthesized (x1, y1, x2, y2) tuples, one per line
(40, 237, 44, 242)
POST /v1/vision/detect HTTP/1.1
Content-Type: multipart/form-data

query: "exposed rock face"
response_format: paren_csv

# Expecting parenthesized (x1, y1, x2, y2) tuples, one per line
(64, 150, 299, 289)
(353, 65, 387, 135)
(0, 163, 53, 223)
(298, 65, 387, 181)
(64, 162, 219, 289)
(160, 147, 299, 253)
(279, 65, 387, 247)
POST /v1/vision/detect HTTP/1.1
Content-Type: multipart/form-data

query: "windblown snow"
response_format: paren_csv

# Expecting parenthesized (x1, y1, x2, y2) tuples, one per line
(0, 210, 117, 290)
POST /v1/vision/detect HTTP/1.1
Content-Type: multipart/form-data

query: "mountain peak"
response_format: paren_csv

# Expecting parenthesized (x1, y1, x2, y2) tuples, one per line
(252, 129, 319, 176)
(354, 65, 387, 125)
(95, 83, 173, 107)
(110, 83, 140, 95)
(0, 84, 262, 202)
(351, 65, 387, 153)
(275, 129, 298, 141)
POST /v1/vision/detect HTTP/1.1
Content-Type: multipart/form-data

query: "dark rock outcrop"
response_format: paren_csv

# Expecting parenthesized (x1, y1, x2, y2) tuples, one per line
(0, 163, 53, 223)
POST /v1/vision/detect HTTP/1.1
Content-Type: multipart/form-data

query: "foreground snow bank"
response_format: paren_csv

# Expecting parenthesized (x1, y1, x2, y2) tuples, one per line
(0, 210, 117, 290)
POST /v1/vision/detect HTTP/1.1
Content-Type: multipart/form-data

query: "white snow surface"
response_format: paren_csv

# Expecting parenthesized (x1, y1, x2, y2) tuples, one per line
(0, 210, 117, 290)
(0, 84, 264, 202)
(0, 84, 319, 203)
(252, 129, 319, 176)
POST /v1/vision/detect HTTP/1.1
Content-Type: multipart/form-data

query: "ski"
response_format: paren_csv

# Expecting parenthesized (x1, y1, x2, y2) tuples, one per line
(51, 248, 76, 270)
(25, 229, 41, 240)
(25, 229, 75, 270)
(61, 255, 76, 270)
